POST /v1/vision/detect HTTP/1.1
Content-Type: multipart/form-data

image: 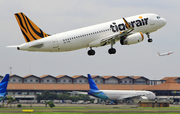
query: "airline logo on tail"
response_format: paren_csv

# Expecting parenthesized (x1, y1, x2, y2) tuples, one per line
(0, 74, 9, 101)
(87, 74, 110, 100)
(14, 12, 50, 42)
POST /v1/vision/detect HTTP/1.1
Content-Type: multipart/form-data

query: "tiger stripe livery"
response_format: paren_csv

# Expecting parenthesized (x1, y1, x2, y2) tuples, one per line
(14, 12, 50, 42)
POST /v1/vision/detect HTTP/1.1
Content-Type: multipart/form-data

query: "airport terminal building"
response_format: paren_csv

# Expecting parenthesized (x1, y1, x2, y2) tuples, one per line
(0, 74, 180, 102)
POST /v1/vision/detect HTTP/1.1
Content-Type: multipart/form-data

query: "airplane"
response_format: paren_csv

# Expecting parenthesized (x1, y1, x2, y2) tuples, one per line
(158, 51, 173, 56)
(9, 12, 166, 56)
(87, 74, 156, 104)
(0, 74, 9, 101)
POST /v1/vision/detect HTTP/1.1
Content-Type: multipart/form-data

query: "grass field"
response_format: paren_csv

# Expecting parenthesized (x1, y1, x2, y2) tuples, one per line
(1, 112, 180, 114)
(0, 104, 180, 114)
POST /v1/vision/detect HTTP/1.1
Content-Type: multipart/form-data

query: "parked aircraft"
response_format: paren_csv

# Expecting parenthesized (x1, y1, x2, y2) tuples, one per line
(9, 12, 166, 56)
(158, 51, 173, 56)
(87, 74, 156, 104)
(0, 74, 9, 101)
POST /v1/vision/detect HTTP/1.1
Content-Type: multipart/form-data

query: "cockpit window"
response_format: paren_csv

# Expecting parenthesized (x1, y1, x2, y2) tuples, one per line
(157, 16, 160, 19)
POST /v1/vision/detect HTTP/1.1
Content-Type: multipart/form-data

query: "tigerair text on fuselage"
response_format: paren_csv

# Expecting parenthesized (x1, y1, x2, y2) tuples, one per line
(110, 18, 149, 32)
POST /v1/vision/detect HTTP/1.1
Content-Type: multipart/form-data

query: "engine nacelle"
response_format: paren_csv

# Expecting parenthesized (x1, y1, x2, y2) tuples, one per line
(140, 96, 148, 99)
(120, 32, 144, 45)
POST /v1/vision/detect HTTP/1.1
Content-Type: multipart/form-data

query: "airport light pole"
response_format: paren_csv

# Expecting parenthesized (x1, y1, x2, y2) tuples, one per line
(130, 75, 134, 90)
(100, 76, 102, 90)
(10, 67, 12, 75)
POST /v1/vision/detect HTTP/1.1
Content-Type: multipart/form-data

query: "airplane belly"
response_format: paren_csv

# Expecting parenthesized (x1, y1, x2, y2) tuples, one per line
(58, 40, 87, 51)
(104, 92, 119, 100)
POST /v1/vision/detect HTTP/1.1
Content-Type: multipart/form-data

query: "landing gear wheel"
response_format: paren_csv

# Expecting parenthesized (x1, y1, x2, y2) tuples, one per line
(88, 49, 95, 56)
(148, 38, 153, 43)
(146, 33, 153, 43)
(108, 48, 116, 54)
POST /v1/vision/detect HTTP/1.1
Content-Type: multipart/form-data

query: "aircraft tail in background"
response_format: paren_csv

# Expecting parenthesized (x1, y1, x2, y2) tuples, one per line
(0, 74, 9, 101)
(87, 74, 99, 90)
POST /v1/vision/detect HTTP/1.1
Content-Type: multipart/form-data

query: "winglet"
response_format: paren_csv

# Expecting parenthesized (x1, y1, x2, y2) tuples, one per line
(123, 18, 131, 29)
(87, 74, 99, 90)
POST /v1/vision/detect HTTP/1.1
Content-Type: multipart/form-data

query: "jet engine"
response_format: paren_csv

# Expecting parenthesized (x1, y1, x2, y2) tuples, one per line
(120, 32, 144, 45)
(140, 96, 148, 99)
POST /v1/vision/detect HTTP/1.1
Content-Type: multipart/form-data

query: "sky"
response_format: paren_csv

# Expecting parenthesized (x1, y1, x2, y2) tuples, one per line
(0, 0, 179, 80)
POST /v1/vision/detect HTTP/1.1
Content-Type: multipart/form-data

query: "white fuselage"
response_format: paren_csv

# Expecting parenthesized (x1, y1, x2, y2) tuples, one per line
(17, 13, 166, 52)
(158, 51, 173, 56)
(101, 90, 156, 100)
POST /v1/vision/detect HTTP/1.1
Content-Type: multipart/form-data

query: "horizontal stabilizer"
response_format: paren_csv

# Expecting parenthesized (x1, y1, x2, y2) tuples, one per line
(29, 42, 43, 48)
(6, 45, 19, 48)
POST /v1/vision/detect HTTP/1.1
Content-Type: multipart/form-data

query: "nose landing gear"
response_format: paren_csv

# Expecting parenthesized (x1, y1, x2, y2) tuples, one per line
(146, 33, 153, 43)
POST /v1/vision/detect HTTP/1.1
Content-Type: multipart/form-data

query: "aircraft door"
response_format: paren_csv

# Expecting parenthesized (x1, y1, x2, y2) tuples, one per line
(51, 37, 59, 48)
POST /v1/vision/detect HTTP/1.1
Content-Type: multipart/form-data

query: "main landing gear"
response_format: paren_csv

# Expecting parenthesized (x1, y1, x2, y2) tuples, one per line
(108, 39, 116, 54)
(88, 39, 116, 56)
(87, 47, 116, 56)
(146, 33, 153, 43)
(108, 48, 116, 54)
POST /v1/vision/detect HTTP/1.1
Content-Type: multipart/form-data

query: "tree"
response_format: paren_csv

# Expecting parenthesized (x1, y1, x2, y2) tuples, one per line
(77, 94, 90, 101)
(36, 91, 91, 103)
(36, 94, 43, 103)
(70, 95, 78, 102)
(57, 93, 70, 100)
(47, 101, 55, 108)
(42, 90, 51, 100)
(6, 96, 16, 108)
(36, 91, 58, 103)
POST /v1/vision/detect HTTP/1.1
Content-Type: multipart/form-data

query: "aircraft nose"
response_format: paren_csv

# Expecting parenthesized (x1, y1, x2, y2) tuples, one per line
(150, 93, 156, 99)
(146, 92, 156, 99)
(161, 18, 166, 27)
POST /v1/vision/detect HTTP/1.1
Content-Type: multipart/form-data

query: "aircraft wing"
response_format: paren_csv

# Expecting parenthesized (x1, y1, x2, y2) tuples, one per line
(6, 45, 20, 48)
(68, 91, 88, 95)
(119, 94, 142, 100)
(89, 18, 134, 47)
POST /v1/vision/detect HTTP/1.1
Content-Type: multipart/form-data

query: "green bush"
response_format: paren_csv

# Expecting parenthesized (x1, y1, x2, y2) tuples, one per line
(17, 104, 22, 108)
(48, 101, 55, 108)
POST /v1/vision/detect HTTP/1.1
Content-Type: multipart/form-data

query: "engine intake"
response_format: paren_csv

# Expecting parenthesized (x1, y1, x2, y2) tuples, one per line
(120, 32, 144, 45)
